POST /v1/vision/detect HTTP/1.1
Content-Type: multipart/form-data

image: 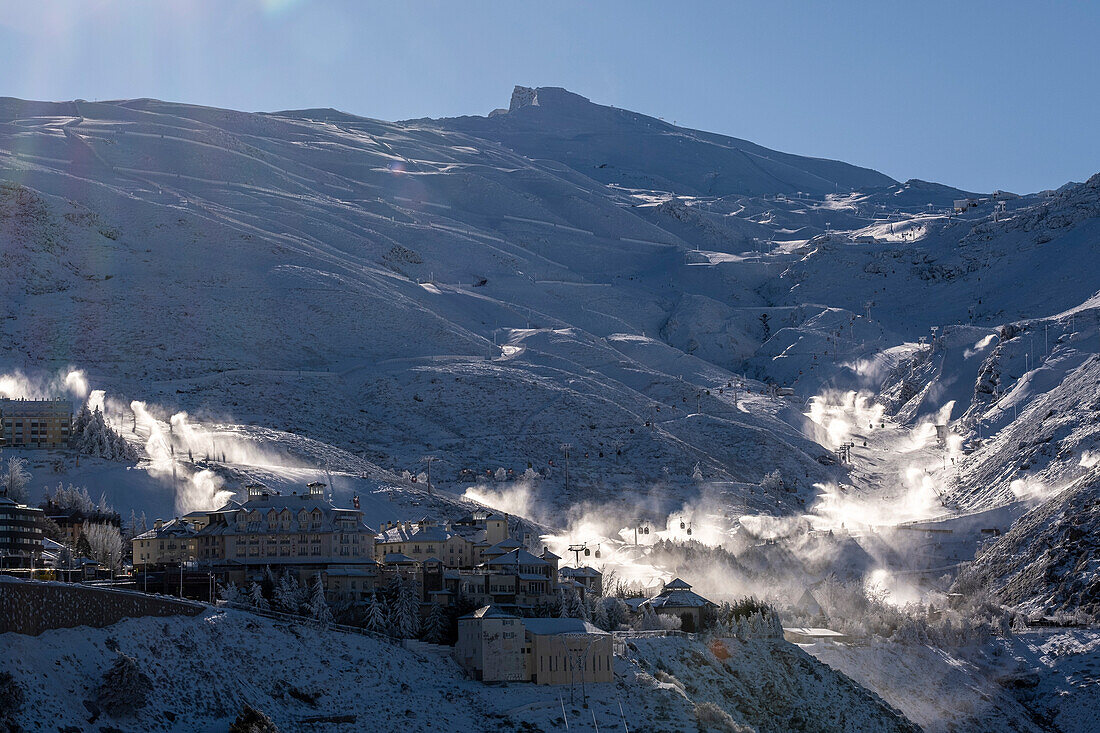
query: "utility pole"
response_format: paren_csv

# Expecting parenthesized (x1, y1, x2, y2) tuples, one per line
(560, 443, 572, 494)
(422, 455, 438, 495)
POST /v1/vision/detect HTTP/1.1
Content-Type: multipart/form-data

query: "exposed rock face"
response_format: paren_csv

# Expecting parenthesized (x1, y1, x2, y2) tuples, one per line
(508, 85, 538, 112)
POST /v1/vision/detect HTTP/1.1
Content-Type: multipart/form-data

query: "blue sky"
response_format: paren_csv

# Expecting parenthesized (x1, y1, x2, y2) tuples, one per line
(1, 0, 1096, 193)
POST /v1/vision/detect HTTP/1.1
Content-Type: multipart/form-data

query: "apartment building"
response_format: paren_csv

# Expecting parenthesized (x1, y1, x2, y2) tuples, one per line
(0, 398, 71, 448)
(0, 496, 44, 568)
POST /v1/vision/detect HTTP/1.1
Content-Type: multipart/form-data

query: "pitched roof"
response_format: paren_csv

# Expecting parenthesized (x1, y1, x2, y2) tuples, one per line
(663, 577, 692, 590)
(522, 618, 608, 636)
(560, 566, 601, 578)
(486, 548, 548, 567)
(646, 588, 713, 609)
(134, 518, 197, 541)
(462, 605, 519, 620)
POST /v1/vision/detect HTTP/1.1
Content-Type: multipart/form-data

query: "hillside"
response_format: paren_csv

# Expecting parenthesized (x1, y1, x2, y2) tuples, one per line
(0, 607, 917, 732)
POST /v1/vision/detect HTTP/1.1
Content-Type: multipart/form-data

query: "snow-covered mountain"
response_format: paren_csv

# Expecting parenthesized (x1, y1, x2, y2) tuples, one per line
(1, 89, 1098, 624)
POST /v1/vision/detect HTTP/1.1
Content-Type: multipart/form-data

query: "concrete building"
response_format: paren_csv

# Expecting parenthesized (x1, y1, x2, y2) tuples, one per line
(456, 607, 614, 686)
(0, 496, 44, 569)
(192, 482, 376, 586)
(0, 398, 72, 449)
(523, 617, 614, 686)
(643, 578, 715, 632)
(456, 605, 528, 682)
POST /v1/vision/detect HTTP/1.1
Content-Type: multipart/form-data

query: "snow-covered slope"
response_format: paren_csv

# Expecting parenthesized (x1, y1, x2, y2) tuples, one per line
(438, 86, 897, 197)
(0, 607, 917, 732)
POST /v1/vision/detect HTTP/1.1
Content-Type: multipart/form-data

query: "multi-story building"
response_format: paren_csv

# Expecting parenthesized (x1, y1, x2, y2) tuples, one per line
(40, 501, 122, 549)
(374, 511, 510, 569)
(454, 547, 563, 612)
(456, 606, 613, 685)
(193, 482, 377, 586)
(0, 495, 44, 569)
(0, 398, 72, 448)
(132, 518, 199, 568)
(559, 565, 603, 598)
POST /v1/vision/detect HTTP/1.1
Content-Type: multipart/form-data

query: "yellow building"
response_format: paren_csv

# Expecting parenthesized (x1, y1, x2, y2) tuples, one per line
(0, 398, 72, 448)
(523, 617, 614, 686)
(132, 518, 199, 568)
(193, 482, 376, 586)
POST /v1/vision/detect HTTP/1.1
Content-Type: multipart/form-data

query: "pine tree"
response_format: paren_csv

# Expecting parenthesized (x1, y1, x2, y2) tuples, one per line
(421, 602, 448, 644)
(364, 591, 389, 635)
(248, 582, 269, 611)
(589, 596, 609, 631)
(391, 574, 421, 639)
(560, 588, 585, 619)
(308, 573, 333, 628)
(219, 582, 244, 605)
(274, 571, 301, 614)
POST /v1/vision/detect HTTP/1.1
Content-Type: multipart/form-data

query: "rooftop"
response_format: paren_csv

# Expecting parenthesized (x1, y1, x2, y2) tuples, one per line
(462, 604, 519, 620)
(522, 617, 608, 636)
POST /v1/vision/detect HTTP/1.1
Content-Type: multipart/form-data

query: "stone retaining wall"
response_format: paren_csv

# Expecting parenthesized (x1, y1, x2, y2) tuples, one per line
(0, 577, 204, 636)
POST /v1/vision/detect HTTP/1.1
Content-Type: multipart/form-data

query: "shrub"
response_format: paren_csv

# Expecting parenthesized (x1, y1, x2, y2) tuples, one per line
(94, 654, 153, 716)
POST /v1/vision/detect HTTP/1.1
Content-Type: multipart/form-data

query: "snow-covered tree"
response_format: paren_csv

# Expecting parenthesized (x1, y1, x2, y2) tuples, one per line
(588, 595, 609, 631)
(94, 654, 153, 717)
(560, 588, 585, 619)
(633, 605, 665, 631)
(45, 483, 98, 514)
(70, 404, 139, 462)
(248, 582, 269, 611)
(421, 602, 448, 644)
(602, 597, 629, 631)
(308, 573, 333, 628)
(82, 520, 123, 572)
(1, 457, 31, 503)
(219, 582, 244, 605)
(390, 574, 421, 639)
(364, 591, 389, 635)
(274, 571, 302, 614)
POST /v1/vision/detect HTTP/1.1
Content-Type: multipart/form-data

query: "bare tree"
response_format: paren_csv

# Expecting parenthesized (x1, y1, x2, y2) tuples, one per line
(82, 520, 123, 572)
(1, 457, 31, 503)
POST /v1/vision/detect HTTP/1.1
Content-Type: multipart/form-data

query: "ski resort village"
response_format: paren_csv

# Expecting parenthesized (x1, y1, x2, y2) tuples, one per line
(1, 5, 1099, 729)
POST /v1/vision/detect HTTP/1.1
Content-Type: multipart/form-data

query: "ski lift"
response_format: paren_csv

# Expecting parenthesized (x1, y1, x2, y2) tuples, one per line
(594, 546, 601, 558)
(686, 525, 693, 536)
(680, 519, 685, 530)
(583, 548, 591, 557)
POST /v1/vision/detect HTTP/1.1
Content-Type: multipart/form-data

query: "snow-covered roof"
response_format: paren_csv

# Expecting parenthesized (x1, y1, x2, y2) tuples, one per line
(376, 522, 454, 544)
(646, 588, 714, 609)
(486, 548, 548, 567)
(663, 577, 692, 590)
(462, 605, 519, 620)
(384, 553, 417, 564)
(560, 566, 601, 578)
(134, 518, 197, 541)
(783, 627, 847, 638)
(482, 538, 523, 555)
(522, 618, 608, 636)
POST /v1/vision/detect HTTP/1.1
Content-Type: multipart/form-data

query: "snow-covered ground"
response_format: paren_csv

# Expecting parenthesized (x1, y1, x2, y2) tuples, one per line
(0, 607, 914, 732)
